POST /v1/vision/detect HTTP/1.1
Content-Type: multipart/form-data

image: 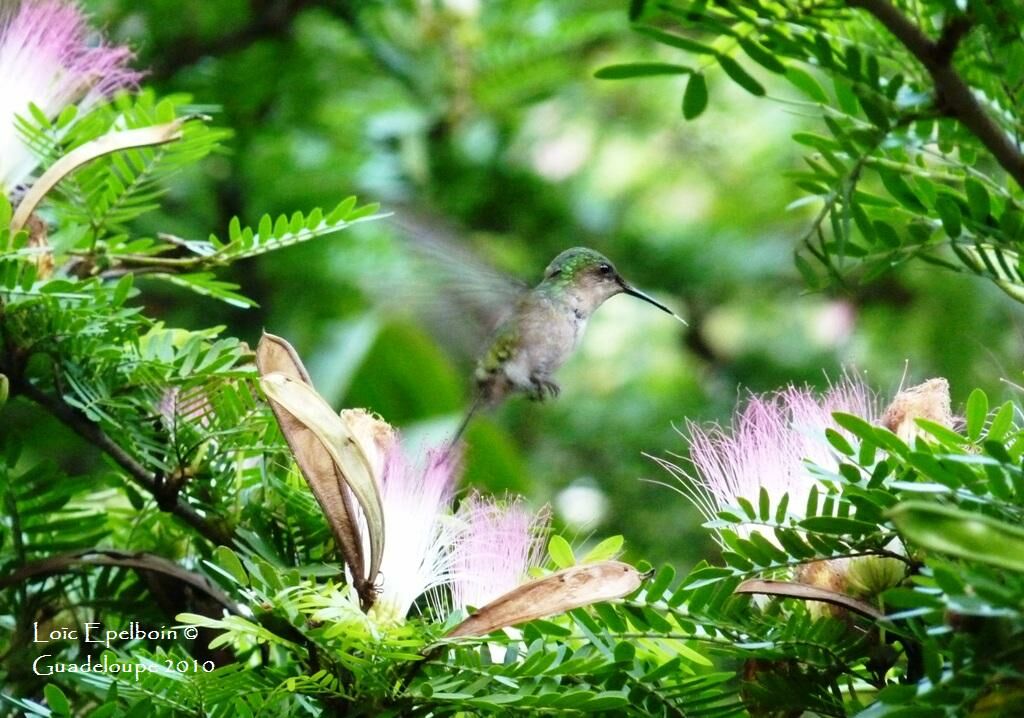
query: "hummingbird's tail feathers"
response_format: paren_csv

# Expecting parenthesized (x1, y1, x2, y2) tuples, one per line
(446, 394, 483, 456)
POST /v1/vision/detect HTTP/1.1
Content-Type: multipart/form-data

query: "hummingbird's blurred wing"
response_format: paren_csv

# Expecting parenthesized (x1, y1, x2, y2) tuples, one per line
(369, 208, 530, 361)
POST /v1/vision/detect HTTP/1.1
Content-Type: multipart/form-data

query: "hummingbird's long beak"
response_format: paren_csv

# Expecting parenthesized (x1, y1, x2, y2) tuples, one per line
(620, 283, 688, 325)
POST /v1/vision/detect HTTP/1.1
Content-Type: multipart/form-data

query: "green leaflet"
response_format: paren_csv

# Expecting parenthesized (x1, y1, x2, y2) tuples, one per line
(964, 388, 988, 442)
(594, 62, 693, 79)
(717, 55, 764, 96)
(548, 535, 576, 568)
(888, 501, 1024, 572)
(682, 73, 709, 119)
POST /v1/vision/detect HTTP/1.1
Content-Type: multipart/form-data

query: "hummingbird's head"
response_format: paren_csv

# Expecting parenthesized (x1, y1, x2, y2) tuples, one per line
(542, 247, 682, 321)
(542, 247, 620, 291)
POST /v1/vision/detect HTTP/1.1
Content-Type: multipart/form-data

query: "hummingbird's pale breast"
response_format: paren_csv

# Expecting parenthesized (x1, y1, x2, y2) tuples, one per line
(513, 292, 586, 377)
(475, 283, 604, 404)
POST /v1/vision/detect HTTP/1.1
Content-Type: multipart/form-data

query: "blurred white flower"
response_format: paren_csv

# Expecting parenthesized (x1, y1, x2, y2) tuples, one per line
(555, 481, 608, 530)
(810, 300, 856, 348)
(0, 0, 140, 193)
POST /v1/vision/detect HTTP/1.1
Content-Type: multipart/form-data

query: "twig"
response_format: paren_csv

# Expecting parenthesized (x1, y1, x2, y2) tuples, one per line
(331, 2, 428, 105)
(0, 549, 243, 615)
(17, 382, 234, 546)
(933, 16, 972, 64)
(847, 0, 1024, 188)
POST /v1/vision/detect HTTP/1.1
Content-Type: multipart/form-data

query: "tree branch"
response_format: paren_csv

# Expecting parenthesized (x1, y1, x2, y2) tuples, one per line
(16, 382, 234, 546)
(934, 16, 972, 65)
(0, 549, 242, 615)
(847, 0, 1024, 188)
(330, 1, 429, 104)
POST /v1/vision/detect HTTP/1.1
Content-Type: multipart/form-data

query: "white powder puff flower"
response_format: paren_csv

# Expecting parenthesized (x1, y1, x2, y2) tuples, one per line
(367, 445, 461, 624)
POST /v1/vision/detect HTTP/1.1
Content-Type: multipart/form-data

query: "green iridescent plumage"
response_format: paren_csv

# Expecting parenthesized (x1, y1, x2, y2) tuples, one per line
(480, 323, 518, 373)
(540, 247, 615, 286)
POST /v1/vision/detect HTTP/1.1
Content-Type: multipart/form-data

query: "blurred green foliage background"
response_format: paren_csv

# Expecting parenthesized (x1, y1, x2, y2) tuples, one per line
(76, 0, 1023, 568)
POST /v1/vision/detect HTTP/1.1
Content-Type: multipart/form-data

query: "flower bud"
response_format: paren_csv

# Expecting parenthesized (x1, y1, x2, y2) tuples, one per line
(845, 555, 905, 599)
(882, 378, 953, 443)
(340, 408, 397, 477)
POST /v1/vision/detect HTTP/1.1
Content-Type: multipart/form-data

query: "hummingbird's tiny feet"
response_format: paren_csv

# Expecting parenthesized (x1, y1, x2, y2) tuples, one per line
(529, 375, 560, 401)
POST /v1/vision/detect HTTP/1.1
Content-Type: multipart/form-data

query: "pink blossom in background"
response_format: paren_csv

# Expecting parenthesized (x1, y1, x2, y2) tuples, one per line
(659, 373, 879, 542)
(0, 0, 141, 191)
(810, 300, 856, 348)
(450, 492, 550, 611)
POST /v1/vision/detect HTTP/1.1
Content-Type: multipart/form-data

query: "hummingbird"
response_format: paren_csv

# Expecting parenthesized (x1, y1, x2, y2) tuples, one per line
(451, 246, 685, 443)
(374, 213, 686, 443)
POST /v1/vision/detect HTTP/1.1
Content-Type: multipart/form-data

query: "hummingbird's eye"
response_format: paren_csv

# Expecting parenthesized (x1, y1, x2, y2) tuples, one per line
(598, 263, 613, 276)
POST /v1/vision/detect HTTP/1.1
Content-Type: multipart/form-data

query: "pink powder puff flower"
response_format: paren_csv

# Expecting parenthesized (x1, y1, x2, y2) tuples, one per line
(450, 492, 550, 611)
(0, 0, 141, 192)
(659, 373, 879, 543)
(341, 410, 550, 624)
